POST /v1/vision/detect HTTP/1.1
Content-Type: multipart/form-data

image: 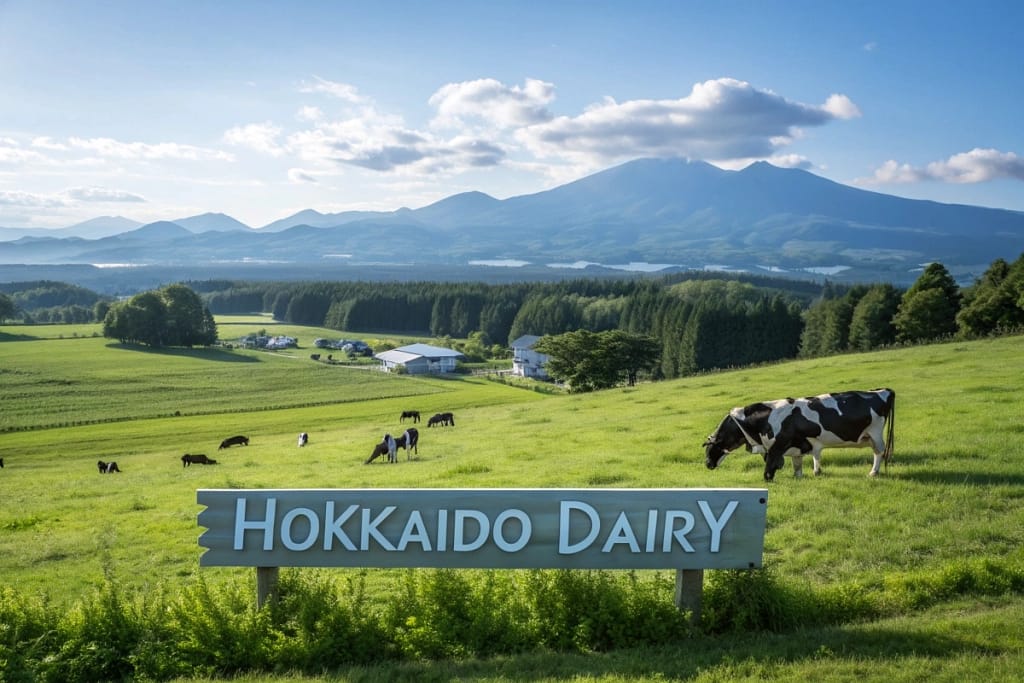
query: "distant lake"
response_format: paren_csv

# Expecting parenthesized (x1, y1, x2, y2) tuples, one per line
(470, 259, 679, 272)
(470, 258, 855, 278)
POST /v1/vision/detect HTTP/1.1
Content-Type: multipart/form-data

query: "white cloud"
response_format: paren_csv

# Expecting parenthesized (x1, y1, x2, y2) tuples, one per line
(64, 186, 146, 202)
(823, 94, 861, 120)
(0, 190, 66, 207)
(429, 77, 555, 129)
(223, 122, 285, 156)
(858, 148, 1024, 185)
(296, 106, 324, 123)
(67, 137, 234, 161)
(298, 76, 370, 104)
(0, 140, 48, 165)
(286, 111, 507, 174)
(516, 78, 859, 165)
(31, 136, 69, 151)
(288, 168, 318, 184)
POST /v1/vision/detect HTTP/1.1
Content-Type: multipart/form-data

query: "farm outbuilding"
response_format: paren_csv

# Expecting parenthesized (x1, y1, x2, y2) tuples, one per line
(510, 334, 550, 379)
(374, 343, 465, 374)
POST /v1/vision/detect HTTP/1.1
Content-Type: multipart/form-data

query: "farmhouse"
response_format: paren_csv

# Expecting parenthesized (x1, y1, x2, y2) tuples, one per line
(374, 343, 465, 375)
(510, 334, 550, 379)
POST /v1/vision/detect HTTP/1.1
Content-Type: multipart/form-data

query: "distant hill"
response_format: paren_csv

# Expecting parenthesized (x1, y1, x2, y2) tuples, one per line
(1, 158, 1023, 285)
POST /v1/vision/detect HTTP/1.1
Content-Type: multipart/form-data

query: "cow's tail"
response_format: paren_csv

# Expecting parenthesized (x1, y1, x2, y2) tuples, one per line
(883, 388, 896, 470)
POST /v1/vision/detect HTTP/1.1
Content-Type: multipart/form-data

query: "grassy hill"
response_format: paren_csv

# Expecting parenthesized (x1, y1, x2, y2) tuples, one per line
(1, 325, 1022, 681)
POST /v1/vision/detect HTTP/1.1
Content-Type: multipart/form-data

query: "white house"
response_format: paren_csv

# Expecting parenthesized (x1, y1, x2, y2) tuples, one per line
(510, 334, 550, 379)
(374, 343, 465, 374)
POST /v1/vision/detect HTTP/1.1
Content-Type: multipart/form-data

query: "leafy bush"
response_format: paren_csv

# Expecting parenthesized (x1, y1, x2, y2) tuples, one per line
(2, 558, 1023, 680)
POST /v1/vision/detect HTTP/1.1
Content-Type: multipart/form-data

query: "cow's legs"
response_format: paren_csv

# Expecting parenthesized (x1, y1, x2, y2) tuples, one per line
(868, 450, 883, 477)
(811, 446, 824, 476)
(791, 455, 804, 478)
(867, 429, 886, 476)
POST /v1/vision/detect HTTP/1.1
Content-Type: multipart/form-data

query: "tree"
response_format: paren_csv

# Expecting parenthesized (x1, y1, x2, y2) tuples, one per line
(893, 262, 961, 343)
(533, 329, 661, 392)
(600, 329, 661, 386)
(0, 293, 16, 322)
(848, 284, 901, 351)
(102, 284, 216, 347)
(956, 254, 1024, 337)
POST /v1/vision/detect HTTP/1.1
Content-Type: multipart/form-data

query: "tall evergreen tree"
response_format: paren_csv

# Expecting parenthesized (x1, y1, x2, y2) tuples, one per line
(894, 262, 961, 342)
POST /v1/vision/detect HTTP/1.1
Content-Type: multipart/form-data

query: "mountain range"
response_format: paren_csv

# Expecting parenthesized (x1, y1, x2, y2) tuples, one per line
(2, 158, 1023, 285)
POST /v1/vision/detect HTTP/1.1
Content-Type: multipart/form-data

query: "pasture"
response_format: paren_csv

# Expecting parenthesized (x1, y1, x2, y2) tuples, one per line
(1, 326, 1023, 681)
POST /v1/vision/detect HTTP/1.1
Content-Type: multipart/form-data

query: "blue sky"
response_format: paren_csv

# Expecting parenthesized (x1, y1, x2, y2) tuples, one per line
(1, 0, 1022, 229)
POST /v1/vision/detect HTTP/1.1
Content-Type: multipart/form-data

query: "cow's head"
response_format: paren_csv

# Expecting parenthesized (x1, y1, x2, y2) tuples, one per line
(704, 412, 747, 469)
(763, 452, 785, 481)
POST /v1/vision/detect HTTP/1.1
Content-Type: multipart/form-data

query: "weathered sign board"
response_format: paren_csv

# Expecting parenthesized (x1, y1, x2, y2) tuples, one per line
(197, 488, 767, 570)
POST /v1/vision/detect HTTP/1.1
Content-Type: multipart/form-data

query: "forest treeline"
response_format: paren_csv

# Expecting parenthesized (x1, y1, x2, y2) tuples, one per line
(3, 254, 1022, 379)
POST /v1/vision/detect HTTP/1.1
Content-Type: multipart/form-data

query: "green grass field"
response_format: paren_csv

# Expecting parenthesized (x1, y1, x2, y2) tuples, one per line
(1, 322, 1023, 681)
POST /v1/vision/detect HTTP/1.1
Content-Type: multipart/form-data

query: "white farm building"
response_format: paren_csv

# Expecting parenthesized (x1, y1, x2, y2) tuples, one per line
(374, 343, 465, 374)
(510, 334, 550, 379)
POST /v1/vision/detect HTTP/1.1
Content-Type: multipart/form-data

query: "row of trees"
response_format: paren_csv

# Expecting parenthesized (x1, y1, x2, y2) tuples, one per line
(202, 275, 809, 380)
(0, 281, 109, 324)
(800, 254, 1024, 358)
(102, 284, 217, 347)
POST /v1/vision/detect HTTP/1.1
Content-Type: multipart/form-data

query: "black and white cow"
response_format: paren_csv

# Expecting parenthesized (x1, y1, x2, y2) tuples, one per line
(704, 388, 895, 481)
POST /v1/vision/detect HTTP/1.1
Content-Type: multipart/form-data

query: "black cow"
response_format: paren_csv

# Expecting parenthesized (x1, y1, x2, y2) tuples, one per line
(0, 457, 4, 468)
(97, 460, 122, 473)
(400, 410, 421, 423)
(427, 412, 454, 427)
(182, 453, 217, 467)
(704, 388, 895, 481)
(219, 435, 249, 449)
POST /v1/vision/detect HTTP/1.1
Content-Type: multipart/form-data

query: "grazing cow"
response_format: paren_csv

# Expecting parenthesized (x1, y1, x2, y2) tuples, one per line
(219, 435, 249, 449)
(704, 388, 896, 481)
(298, 432, 309, 447)
(97, 460, 121, 473)
(365, 428, 419, 464)
(400, 410, 421, 423)
(427, 412, 455, 427)
(310, 353, 321, 361)
(0, 457, 4, 468)
(182, 453, 217, 467)
(397, 428, 419, 457)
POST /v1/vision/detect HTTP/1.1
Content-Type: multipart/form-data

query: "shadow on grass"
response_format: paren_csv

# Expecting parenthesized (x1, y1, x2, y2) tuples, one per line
(105, 343, 259, 362)
(896, 468, 1024, 487)
(329, 622, 1006, 682)
(0, 331, 40, 342)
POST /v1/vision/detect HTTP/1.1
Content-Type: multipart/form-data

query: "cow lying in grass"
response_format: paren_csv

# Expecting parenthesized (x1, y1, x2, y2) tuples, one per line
(182, 453, 217, 467)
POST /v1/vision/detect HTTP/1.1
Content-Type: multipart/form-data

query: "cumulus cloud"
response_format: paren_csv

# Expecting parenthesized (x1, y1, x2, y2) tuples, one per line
(286, 114, 506, 174)
(859, 148, 1024, 185)
(223, 122, 285, 156)
(516, 77, 859, 165)
(64, 186, 146, 202)
(429, 77, 555, 129)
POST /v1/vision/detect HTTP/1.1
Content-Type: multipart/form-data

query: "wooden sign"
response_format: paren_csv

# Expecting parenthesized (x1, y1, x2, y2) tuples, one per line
(198, 488, 768, 570)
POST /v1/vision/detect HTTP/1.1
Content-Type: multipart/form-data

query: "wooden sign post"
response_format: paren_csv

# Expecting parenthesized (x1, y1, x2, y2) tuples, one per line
(197, 488, 768, 621)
